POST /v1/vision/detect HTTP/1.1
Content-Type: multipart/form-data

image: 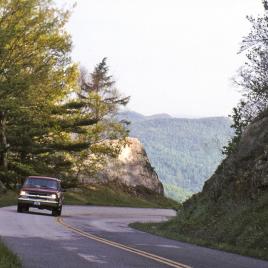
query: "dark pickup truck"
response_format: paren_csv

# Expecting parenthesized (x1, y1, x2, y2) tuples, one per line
(17, 176, 64, 216)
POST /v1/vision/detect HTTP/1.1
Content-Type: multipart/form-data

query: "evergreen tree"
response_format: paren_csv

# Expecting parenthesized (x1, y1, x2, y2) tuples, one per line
(0, 0, 77, 184)
(0, 1, 129, 186)
(62, 59, 130, 180)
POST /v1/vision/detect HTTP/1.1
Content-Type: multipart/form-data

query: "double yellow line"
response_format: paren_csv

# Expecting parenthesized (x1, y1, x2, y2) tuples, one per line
(57, 217, 191, 268)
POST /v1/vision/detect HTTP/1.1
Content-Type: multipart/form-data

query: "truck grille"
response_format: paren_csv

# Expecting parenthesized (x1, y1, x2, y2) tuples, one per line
(26, 192, 53, 201)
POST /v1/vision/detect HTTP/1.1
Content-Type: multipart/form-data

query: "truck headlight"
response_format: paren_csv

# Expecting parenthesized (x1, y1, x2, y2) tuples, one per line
(20, 190, 27, 196)
(51, 194, 57, 199)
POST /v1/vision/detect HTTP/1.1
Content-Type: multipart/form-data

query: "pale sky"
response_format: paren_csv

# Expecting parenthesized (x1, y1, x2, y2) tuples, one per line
(58, 0, 264, 117)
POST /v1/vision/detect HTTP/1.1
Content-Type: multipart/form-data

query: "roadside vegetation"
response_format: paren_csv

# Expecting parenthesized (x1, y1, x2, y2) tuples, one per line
(64, 184, 180, 209)
(0, 193, 19, 267)
(0, 239, 21, 268)
(131, 191, 268, 260)
(0, 191, 17, 208)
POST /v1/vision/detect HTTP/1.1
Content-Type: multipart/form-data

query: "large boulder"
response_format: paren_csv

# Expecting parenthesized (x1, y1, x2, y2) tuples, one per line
(80, 138, 164, 195)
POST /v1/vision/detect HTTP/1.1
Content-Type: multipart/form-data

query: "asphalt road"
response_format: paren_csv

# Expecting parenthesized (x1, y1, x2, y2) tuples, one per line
(0, 205, 268, 268)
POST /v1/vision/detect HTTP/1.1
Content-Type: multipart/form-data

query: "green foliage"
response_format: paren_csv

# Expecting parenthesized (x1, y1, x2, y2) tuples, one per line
(0, 1, 129, 187)
(0, 191, 17, 207)
(64, 184, 179, 209)
(222, 102, 248, 155)
(0, 239, 21, 268)
(0, 0, 77, 183)
(60, 59, 129, 181)
(224, 4, 268, 155)
(119, 112, 233, 192)
(131, 192, 268, 260)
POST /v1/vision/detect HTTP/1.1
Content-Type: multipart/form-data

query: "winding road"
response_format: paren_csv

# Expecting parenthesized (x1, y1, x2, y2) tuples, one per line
(0, 206, 268, 268)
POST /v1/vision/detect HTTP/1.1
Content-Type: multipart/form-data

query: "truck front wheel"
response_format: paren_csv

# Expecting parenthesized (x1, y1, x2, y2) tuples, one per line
(17, 204, 23, 213)
(52, 206, 62, 217)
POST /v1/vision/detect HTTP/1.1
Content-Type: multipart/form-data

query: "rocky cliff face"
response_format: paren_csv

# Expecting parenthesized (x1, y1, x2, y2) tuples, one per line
(201, 111, 268, 202)
(80, 138, 164, 195)
(178, 110, 268, 258)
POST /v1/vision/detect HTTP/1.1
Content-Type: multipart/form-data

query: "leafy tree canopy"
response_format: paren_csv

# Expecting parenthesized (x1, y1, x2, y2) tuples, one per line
(224, 1, 268, 155)
(0, 0, 129, 187)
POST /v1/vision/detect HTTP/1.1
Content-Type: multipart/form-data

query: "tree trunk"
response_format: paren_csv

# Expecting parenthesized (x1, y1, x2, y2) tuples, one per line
(0, 111, 8, 170)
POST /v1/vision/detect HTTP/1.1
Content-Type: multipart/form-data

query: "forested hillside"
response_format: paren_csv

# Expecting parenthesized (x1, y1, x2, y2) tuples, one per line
(119, 111, 233, 194)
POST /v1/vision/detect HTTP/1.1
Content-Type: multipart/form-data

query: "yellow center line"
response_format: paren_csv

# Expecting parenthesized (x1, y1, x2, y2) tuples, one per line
(56, 217, 191, 268)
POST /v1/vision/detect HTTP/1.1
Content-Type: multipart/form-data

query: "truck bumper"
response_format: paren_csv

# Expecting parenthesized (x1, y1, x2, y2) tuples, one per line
(18, 197, 60, 209)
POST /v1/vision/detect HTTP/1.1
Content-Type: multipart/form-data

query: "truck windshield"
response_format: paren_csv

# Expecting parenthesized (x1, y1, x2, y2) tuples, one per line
(24, 178, 58, 190)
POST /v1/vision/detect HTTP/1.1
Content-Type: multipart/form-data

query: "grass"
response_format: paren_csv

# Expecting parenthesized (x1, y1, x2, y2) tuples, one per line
(0, 191, 17, 208)
(64, 183, 180, 209)
(130, 194, 268, 261)
(130, 219, 268, 261)
(0, 239, 21, 268)
(0, 191, 21, 268)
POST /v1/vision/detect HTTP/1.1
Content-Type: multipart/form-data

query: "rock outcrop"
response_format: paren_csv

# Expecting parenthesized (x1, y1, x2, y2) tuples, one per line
(178, 110, 268, 258)
(81, 138, 164, 195)
(201, 111, 268, 202)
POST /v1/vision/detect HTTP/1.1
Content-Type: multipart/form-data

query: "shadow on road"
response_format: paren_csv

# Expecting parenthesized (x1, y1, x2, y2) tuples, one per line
(7, 207, 54, 217)
(27, 210, 54, 217)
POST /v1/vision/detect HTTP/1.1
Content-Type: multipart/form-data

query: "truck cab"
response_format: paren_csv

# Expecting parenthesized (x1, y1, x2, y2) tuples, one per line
(17, 176, 64, 216)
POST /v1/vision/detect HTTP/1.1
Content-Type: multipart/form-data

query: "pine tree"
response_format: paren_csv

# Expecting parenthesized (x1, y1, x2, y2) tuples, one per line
(60, 59, 130, 180)
(0, 0, 77, 184)
(0, 1, 130, 186)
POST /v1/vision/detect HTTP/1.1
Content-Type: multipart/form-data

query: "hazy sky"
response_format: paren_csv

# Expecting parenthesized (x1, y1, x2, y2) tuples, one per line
(59, 0, 264, 117)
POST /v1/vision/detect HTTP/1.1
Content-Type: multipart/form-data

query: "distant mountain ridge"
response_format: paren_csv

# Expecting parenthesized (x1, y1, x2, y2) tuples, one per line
(119, 111, 173, 122)
(119, 110, 230, 122)
(118, 111, 233, 196)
